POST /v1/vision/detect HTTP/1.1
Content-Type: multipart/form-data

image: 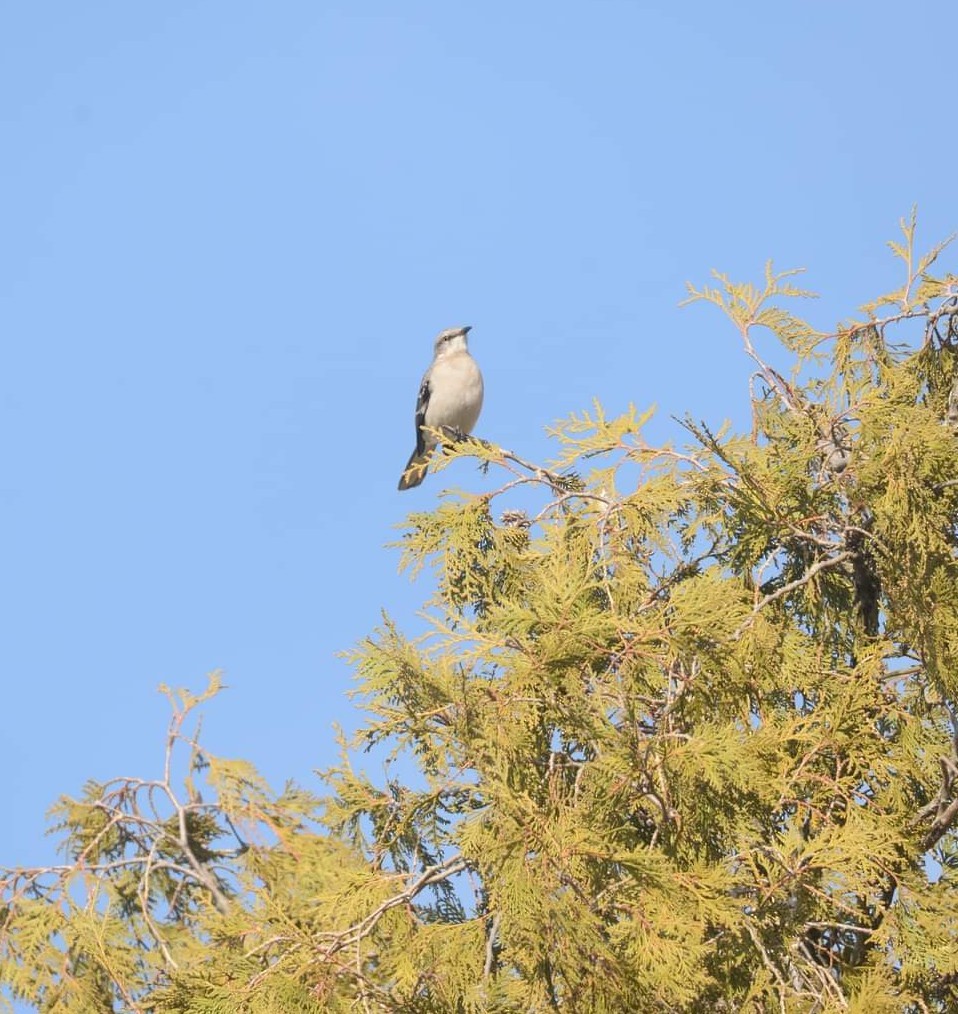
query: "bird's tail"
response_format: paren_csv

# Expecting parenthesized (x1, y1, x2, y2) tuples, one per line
(398, 450, 430, 490)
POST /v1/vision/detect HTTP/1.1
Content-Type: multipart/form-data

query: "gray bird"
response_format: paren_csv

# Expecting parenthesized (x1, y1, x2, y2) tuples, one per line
(398, 326, 484, 490)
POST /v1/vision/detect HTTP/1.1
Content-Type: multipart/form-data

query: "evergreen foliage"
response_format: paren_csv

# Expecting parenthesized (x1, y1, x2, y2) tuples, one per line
(4, 216, 958, 1011)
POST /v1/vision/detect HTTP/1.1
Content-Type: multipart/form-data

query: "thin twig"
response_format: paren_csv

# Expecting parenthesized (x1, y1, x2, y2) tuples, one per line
(733, 551, 852, 640)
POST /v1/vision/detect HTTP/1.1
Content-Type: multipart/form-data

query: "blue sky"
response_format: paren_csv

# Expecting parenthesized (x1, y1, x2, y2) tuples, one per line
(2, 0, 956, 871)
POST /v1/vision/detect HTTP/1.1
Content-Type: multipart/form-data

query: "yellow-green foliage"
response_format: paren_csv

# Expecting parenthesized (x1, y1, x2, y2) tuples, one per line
(4, 217, 958, 1012)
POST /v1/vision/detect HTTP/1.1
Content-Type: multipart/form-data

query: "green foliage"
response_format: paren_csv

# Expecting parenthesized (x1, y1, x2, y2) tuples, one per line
(4, 217, 958, 1011)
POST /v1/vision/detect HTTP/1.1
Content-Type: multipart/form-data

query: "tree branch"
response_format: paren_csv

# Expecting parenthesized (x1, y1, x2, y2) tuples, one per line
(733, 551, 853, 640)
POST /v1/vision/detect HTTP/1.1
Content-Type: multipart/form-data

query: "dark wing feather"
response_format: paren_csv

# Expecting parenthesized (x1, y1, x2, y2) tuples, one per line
(413, 373, 431, 455)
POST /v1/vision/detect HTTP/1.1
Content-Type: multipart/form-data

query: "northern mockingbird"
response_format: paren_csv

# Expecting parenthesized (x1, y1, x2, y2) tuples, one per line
(398, 325, 484, 490)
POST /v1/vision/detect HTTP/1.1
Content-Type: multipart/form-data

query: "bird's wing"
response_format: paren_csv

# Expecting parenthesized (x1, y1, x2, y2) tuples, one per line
(413, 369, 432, 456)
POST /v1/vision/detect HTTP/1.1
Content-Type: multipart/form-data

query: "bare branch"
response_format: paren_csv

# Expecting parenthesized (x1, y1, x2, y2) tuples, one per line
(733, 551, 853, 640)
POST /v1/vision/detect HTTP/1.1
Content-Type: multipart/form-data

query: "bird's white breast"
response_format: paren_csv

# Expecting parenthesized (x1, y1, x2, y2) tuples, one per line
(423, 352, 484, 437)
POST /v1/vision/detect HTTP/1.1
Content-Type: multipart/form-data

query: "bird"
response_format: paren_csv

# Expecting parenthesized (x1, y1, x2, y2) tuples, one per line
(398, 326, 484, 490)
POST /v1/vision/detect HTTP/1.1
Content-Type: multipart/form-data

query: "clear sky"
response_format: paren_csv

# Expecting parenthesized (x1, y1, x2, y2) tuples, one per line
(2, 1, 956, 871)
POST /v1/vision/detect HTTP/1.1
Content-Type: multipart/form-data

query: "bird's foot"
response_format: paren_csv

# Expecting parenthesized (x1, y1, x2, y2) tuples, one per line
(439, 425, 468, 444)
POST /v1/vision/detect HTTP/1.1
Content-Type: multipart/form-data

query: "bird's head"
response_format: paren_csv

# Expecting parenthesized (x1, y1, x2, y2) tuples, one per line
(434, 325, 472, 356)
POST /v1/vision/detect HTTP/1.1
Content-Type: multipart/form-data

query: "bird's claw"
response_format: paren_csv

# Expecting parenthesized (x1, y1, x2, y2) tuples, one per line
(439, 425, 468, 448)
